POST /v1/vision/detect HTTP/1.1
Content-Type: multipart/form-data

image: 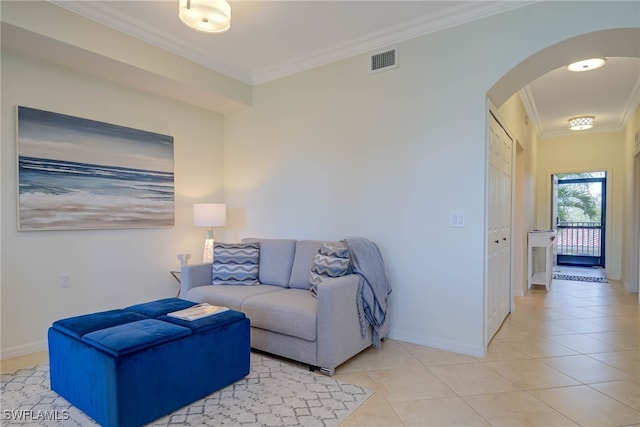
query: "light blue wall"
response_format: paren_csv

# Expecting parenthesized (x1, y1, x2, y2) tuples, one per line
(224, 1, 639, 355)
(1, 1, 638, 358)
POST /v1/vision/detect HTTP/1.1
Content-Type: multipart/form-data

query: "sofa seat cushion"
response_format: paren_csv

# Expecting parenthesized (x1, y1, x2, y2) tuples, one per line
(185, 284, 283, 312)
(241, 289, 317, 342)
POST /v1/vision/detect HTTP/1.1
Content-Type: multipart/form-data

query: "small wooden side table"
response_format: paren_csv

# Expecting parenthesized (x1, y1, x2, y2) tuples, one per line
(527, 230, 557, 291)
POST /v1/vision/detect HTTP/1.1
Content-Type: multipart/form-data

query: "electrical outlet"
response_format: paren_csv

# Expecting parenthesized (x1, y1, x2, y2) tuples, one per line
(61, 274, 70, 288)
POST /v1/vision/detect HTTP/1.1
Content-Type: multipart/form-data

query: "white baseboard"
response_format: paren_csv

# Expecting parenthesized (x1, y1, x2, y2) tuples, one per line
(1, 340, 47, 360)
(623, 279, 639, 293)
(388, 329, 485, 358)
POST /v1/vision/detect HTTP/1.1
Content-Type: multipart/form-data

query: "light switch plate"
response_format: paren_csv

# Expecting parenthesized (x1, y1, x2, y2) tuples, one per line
(450, 211, 465, 227)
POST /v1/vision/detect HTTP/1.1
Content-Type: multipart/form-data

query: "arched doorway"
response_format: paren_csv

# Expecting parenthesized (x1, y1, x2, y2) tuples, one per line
(484, 28, 640, 346)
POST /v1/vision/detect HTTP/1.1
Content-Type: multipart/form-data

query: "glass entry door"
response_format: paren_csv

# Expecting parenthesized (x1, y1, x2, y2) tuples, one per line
(553, 172, 606, 268)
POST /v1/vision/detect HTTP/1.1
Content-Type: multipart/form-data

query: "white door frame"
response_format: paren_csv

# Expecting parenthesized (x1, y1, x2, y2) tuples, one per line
(634, 151, 640, 299)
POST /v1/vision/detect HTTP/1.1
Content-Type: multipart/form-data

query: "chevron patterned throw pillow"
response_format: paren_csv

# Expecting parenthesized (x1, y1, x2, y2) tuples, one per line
(212, 242, 260, 286)
(310, 242, 350, 297)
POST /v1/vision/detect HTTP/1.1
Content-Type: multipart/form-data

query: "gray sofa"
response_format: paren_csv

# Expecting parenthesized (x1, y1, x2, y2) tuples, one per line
(180, 238, 390, 375)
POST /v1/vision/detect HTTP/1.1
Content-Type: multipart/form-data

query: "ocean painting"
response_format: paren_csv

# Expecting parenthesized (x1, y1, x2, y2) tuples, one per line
(17, 106, 174, 230)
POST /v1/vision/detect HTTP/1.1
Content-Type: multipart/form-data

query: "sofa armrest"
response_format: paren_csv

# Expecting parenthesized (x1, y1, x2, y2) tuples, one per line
(316, 274, 371, 373)
(180, 263, 212, 296)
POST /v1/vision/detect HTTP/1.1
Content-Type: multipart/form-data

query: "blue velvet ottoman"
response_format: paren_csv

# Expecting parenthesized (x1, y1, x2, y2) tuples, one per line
(48, 298, 250, 427)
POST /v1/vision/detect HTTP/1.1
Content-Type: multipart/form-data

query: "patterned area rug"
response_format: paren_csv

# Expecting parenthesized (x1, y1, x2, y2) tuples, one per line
(1, 353, 372, 426)
(553, 273, 608, 283)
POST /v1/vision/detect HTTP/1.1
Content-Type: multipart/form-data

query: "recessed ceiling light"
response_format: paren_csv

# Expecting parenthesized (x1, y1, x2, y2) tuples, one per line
(567, 58, 607, 72)
(568, 116, 595, 130)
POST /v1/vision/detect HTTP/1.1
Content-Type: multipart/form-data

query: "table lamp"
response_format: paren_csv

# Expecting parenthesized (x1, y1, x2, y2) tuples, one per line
(193, 203, 226, 263)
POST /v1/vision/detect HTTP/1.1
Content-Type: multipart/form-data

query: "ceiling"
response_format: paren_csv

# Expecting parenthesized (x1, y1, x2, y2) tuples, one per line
(50, 1, 640, 137)
(520, 56, 640, 137)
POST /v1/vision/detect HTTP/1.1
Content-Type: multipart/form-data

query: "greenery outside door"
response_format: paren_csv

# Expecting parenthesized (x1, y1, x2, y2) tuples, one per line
(553, 172, 606, 267)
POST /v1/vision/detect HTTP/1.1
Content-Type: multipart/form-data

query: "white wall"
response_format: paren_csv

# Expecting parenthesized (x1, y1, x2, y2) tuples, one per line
(623, 105, 640, 292)
(0, 1, 251, 112)
(535, 131, 626, 280)
(0, 52, 224, 357)
(1, 1, 637, 359)
(224, 1, 638, 356)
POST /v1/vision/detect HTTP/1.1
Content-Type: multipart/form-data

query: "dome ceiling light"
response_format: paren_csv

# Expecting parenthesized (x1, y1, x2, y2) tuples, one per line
(567, 58, 607, 72)
(179, 0, 231, 34)
(568, 116, 595, 131)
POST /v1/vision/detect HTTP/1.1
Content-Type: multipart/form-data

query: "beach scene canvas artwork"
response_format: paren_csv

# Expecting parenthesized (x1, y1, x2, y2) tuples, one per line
(17, 106, 174, 230)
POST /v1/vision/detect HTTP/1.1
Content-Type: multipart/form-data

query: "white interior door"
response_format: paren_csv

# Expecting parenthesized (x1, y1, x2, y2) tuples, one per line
(487, 112, 513, 341)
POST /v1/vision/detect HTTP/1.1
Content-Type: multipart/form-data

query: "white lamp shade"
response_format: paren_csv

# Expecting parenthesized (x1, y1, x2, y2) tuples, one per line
(193, 203, 227, 227)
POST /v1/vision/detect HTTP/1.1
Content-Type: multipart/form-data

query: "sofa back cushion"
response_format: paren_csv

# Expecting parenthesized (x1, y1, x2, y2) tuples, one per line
(289, 240, 339, 290)
(241, 238, 296, 287)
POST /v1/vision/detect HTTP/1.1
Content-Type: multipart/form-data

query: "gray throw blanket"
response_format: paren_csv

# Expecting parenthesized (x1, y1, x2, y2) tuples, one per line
(344, 237, 392, 349)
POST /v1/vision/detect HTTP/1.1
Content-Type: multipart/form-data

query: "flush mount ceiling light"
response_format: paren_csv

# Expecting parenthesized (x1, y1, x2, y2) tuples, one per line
(568, 116, 595, 131)
(179, 0, 231, 34)
(567, 58, 607, 72)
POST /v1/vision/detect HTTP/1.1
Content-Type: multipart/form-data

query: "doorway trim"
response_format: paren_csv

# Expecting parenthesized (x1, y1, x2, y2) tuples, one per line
(484, 27, 640, 356)
(545, 167, 613, 276)
(553, 173, 607, 268)
(633, 150, 640, 297)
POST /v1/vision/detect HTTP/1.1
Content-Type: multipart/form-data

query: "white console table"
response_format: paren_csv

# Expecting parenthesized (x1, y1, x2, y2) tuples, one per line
(527, 230, 557, 291)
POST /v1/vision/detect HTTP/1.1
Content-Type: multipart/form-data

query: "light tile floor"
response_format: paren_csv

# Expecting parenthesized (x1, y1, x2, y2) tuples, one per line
(1, 269, 638, 426)
(338, 269, 639, 426)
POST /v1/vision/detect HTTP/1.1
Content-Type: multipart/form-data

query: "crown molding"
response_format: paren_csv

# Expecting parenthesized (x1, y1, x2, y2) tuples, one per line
(620, 75, 640, 127)
(252, 1, 538, 84)
(540, 123, 625, 139)
(50, 0, 538, 86)
(519, 82, 630, 139)
(50, 0, 252, 83)
(518, 85, 543, 137)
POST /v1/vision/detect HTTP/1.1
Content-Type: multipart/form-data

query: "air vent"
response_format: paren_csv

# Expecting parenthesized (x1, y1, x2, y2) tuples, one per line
(369, 48, 398, 74)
